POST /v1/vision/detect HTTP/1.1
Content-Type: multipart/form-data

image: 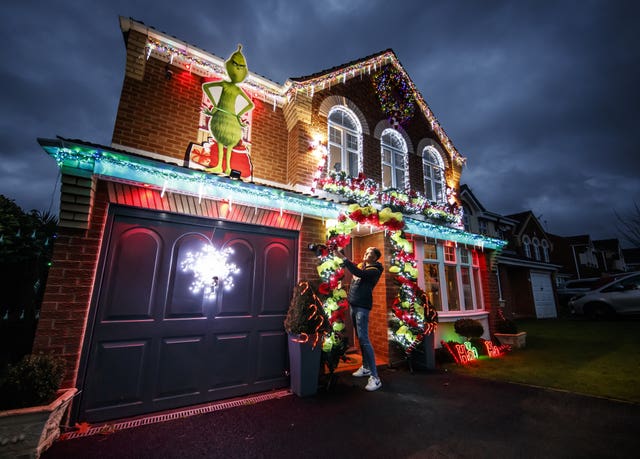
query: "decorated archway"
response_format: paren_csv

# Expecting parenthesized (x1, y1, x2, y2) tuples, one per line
(315, 201, 439, 372)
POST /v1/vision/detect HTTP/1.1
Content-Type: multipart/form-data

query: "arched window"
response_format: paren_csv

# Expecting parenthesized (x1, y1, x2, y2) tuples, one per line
(380, 129, 408, 189)
(541, 240, 550, 263)
(328, 107, 362, 176)
(532, 238, 541, 261)
(422, 147, 445, 202)
(522, 235, 532, 258)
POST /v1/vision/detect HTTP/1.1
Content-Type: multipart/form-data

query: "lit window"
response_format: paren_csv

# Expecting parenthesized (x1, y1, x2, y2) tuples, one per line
(418, 243, 484, 313)
(328, 107, 361, 176)
(422, 147, 445, 203)
(424, 242, 438, 260)
(380, 129, 407, 190)
(444, 245, 456, 263)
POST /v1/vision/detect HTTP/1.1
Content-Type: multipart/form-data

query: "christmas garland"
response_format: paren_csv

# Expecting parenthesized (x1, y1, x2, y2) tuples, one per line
(317, 203, 438, 361)
(318, 170, 463, 226)
(372, 65, 416, 126)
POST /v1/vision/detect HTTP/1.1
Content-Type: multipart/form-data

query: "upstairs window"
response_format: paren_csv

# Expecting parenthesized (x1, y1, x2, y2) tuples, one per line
(522, 235, 532, 258)
(380, 129, 408, 190)
(328, 107, 361, 176)
(541, 240, 550, 262)
(532, 238, 541, 261)
(423, 147, 445, 203)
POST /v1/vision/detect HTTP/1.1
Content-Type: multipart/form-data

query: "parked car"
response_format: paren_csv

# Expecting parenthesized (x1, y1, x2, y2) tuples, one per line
(569, 272, 640, 318)
(557, 278, 601, 306)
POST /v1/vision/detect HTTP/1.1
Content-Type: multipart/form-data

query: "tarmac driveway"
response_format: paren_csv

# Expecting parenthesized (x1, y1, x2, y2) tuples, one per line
(42, 367, 639, 459)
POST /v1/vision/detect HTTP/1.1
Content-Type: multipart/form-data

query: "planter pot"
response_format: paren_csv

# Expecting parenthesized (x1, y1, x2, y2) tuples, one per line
(0, 388, 77, 459)
(409, 333, 436, 371)
(288, 335, 322, 397)
(494, 332, 527, 349)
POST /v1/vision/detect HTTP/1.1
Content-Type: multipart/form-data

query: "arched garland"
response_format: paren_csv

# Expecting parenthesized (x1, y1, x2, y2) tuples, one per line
(316, 203, 439, 371)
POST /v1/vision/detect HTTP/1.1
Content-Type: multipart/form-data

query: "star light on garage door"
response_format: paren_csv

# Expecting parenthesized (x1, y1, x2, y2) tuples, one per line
(181, 245, 239, 300)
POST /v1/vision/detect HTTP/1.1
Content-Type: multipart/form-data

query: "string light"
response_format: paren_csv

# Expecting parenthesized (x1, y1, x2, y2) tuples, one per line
(180, 244, 239, 300)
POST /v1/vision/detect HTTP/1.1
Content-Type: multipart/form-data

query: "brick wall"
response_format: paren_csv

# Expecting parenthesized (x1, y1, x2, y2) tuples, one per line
(32, 182, 109, 388)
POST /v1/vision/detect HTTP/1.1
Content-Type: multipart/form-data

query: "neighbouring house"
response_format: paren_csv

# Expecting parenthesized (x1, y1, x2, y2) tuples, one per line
(592, 239, 627, 273)
(32, 17, 505, 424)
(548, 234, 631, 281)
(622, 247, 640, 271)
(459, 187, 560, 319)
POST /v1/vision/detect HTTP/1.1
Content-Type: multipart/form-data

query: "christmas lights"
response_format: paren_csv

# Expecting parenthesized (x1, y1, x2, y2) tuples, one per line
(180, 244, 239, 300)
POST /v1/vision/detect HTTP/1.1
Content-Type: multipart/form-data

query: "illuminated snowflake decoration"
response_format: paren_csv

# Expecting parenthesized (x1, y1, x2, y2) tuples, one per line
(181, 244, 239, 300)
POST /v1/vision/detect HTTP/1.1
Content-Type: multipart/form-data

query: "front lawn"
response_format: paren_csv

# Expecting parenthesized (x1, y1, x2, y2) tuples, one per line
(442, 318, 640, 403)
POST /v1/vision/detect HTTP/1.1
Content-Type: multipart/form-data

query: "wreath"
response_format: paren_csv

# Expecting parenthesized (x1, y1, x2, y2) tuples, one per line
(373, 65, 416, 126)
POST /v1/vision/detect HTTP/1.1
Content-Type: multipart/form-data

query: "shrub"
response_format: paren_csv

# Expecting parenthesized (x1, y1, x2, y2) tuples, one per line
(454, 318, 484, 340)
(0, 353, 65, 410)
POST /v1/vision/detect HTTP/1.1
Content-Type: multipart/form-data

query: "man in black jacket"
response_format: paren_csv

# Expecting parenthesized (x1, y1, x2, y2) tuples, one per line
(335, 246, 384, 391)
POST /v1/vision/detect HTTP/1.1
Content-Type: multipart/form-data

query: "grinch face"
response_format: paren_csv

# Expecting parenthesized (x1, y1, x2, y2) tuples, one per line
(226, 52, 248, 83)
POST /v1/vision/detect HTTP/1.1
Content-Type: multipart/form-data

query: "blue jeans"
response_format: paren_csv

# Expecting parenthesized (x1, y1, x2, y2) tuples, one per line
(352, 307, 378, 378)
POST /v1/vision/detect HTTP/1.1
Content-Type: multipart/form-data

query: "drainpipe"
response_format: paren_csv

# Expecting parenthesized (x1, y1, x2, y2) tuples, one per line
(496, 264, 504, 306)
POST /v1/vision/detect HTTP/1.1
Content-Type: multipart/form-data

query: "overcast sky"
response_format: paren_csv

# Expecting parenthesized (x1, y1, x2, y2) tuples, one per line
(1, 0, 638, 245)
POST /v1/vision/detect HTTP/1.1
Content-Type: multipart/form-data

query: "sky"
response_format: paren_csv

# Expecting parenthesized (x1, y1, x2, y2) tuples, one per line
(1, 0, 638, 246)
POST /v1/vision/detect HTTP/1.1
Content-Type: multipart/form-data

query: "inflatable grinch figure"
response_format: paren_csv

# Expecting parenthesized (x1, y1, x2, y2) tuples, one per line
(202, 45, 255, 174)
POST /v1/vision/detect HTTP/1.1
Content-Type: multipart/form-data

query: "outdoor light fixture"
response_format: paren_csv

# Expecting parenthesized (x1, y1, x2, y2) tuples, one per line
(229, 169, 242, 180)
(165, 65, 173, 81)
(180, 244, 239, 300)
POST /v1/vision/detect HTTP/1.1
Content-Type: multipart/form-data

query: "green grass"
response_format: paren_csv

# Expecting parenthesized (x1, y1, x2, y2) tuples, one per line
(443, 318, 640, 403)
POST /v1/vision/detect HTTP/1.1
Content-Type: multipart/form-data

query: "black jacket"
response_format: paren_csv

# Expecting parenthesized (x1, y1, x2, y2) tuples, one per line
(343, 259, 384, 310)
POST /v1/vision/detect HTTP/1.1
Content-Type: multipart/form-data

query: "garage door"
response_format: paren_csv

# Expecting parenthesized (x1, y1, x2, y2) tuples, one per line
(76, 206, 297, 422)
(530, 271, 557, 318)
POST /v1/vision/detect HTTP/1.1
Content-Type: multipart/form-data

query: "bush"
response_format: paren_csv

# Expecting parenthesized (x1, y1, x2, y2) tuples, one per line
(454, 318, 484, 339)
(0, 353, 65, 410)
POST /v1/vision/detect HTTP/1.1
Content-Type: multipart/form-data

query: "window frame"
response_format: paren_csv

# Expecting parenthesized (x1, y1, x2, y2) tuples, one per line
(327, 106, 362, 176)
(380, 129, 408, 190)
(422, 146, 445, 203)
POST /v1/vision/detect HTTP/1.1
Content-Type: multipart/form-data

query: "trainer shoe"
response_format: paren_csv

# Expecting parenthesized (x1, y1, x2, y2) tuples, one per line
(365, 376, 382, 392)
(352, 366, 371, 377)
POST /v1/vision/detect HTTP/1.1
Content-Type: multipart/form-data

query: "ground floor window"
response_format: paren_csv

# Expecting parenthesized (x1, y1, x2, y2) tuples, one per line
(416, 239, 484, 314)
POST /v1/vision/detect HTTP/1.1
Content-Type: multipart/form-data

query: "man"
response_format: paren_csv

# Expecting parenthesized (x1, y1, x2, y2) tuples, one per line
(335, 246, 384, 391)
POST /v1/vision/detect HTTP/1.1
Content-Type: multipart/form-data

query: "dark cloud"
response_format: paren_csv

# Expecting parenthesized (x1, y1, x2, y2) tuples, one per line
(1, 0, 638, 245)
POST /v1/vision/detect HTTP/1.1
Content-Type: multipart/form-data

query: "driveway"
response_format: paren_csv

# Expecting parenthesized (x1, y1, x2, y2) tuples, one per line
(43, 367, 639, 459)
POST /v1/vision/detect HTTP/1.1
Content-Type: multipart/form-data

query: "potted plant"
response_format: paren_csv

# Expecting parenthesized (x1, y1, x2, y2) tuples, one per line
(284, 281, 329, 397)
(0, 354, 77, 458)
(493, 309, 527, 349)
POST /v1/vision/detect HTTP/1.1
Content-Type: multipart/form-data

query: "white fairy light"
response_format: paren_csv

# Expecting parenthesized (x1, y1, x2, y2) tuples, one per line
(181, 245, 239, 300)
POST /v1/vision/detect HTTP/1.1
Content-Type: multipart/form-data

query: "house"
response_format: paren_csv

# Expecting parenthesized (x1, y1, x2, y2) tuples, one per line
(459, 187, 560, 319)
(32, 17, 505, 423)
(622, 247, 640, 271)
(593, 239, 627, 273)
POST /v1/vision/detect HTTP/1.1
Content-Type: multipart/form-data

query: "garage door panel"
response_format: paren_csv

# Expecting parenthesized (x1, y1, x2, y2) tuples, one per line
(84, 340, 149, 411)
(79, 207, 296, 422)
(165, 234, 212, 318)
(255, 331, 288, 382)
(208, 333, 251, 388)
(216, 239, 255, 317)
(154, 336, 204, 400)
(101, 228, 160, 320)
(261, 243, 294, 315)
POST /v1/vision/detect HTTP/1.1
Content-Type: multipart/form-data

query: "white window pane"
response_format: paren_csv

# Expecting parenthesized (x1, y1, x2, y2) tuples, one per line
(424, 263, 441, 310)
(329, 145, 342, 171)
(382, 164, 392, 188)
(445, 265, 460, 311)
(348, 151, 358, 176)
(346, 133, 358, 150)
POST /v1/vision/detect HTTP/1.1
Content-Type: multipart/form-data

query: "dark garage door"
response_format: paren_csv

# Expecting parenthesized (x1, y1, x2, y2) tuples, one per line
(77, 206, 297, 422)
